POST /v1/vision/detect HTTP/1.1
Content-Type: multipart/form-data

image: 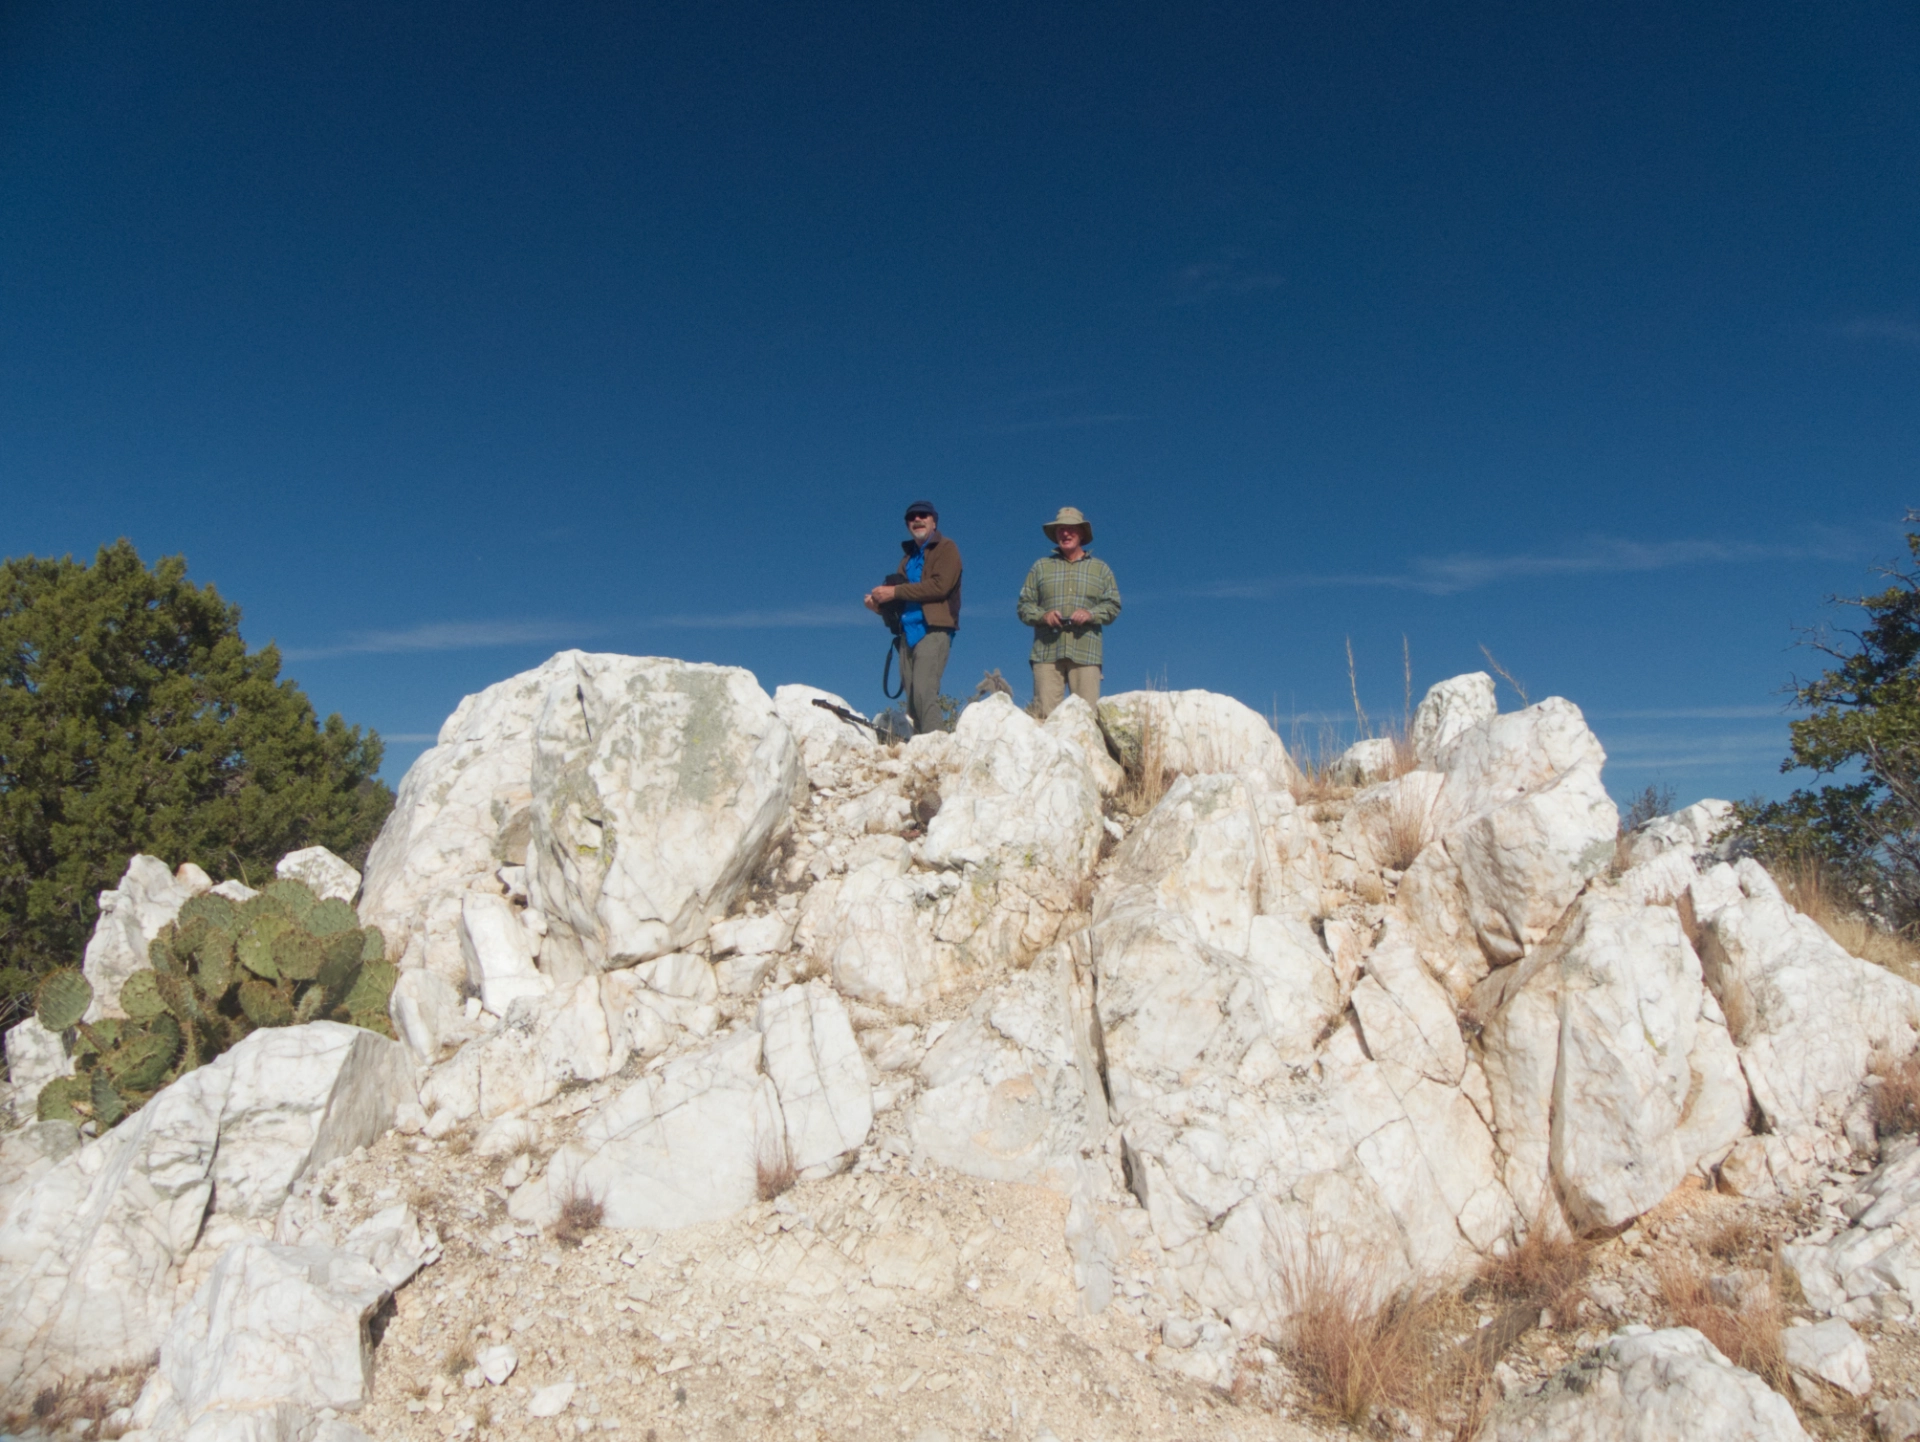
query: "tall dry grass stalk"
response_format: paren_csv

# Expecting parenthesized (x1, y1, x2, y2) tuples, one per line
(1775, 857, 1920, 985)
(1114, 693, 1171, 817)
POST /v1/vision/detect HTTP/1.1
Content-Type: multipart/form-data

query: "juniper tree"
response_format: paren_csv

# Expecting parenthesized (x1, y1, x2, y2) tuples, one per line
(1740, 514, 1920, 932)
(0, 540, 392, 1023)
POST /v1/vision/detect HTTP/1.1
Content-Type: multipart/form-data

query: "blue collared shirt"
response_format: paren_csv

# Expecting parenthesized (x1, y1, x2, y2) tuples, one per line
(900, 545, 928, 647)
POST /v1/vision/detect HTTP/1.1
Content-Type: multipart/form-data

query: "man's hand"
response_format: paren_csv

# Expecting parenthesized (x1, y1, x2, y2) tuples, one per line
(1042, 610, 1064, 628)
(868, 584, 897, 607)
(863, 594, 880, 613)
(1069, 608, 1092, 625)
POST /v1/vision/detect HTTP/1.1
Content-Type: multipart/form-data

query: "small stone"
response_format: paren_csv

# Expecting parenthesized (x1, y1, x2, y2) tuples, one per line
(1782, 1317, 1872, 1397)
(527, 1381, 575, 1417)
(477, 1344, 518, 1385)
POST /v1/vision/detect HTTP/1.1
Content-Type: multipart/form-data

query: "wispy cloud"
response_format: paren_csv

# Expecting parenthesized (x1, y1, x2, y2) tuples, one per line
(1592, 706, 1782, 720)
(1170, 249, 1285, 304)
(283, 620, 590, 660)
(1838, 316, 1920, 349)
(648, 605, 868, 630)
(1196, 532, 1865, 599)
(981, 412, 1132, 434)
(1600, 733, 1789, 771)
(285, 604, 869, 658)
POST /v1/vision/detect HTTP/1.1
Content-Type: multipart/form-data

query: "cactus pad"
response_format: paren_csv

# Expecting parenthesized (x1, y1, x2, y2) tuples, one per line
(36, 969, 92, 1032)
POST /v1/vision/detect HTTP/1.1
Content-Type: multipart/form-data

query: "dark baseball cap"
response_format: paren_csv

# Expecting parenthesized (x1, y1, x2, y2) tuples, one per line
(903, 500, 939, 521)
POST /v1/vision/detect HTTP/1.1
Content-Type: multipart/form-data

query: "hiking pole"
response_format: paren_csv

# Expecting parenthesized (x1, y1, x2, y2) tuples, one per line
(810, 698, 884, 735)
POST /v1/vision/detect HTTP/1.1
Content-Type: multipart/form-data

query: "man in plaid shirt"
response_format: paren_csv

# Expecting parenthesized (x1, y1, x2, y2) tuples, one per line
(1017, 506, 1122, 718)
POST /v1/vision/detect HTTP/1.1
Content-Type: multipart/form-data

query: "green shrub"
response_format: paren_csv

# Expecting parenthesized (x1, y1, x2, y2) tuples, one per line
(0, 540, 393, 1027)
(1737, 514, 1920, 934)
(34, 879, 395, 1126)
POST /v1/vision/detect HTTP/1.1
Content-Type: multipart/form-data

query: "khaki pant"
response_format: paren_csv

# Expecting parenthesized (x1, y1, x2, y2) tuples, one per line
(897, 629, 952, 734)
(1031, 659, 1100, 719)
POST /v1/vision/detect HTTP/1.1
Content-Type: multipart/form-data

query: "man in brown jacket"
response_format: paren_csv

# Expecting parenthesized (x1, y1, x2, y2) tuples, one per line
(864, 500, 963, 734)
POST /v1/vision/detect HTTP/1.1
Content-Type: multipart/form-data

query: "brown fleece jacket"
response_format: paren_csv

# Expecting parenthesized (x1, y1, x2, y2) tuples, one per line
(888, 532, 963, 629)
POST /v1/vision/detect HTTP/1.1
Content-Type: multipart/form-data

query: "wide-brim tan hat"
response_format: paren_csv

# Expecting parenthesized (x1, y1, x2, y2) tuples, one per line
(1042, 506, 1093, 544)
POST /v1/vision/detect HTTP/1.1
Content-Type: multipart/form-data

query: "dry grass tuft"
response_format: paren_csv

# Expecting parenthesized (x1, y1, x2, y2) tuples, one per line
(1378, 783, 1435, 872)
(1275, 1242, 1491, 1436)
(5, 1369, 135, 1438)
(1471, 1226, 1592, 1325)
(1872, 1050, 1920, 1137)
(1654, 1253, 1789, 1394)
(755, 1138, 797, 1202)
(1775, 857, 1920, 984)
(1705, 1214, 1768, 1263)
(550, 1188, 604, 1249)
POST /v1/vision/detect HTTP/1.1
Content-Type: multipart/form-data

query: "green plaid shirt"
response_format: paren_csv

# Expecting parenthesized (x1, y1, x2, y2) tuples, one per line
(1017, 552, 1122, 665)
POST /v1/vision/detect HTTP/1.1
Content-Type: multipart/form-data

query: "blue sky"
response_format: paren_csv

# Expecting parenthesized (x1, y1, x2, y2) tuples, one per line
(3, 1, 1916, 808)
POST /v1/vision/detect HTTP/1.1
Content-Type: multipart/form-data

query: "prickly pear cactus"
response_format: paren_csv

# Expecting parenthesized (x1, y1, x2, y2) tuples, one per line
(33, 878, 397, 1127)
(35, 968, 92, 1032)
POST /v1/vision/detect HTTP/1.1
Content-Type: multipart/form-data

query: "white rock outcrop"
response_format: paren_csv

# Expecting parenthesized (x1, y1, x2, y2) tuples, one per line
(1692, 858, 1920, 1136)
(756, 981, 873, 1174)
(125, 1209, 432, 1441)
(1099, 689, 1294, 791)
(1474, 1327, 1809, 1441)
(1042, 695, 1124, 798)
(273, 847, 362, 904)
(458, 891, 549, 1016)
(358, 653, 580, 980)
(2, 1018, 73, 1122)
(517, 1029, 783, 1231)
(526, 653, 801, 975)
(1473, 893, 1748, 1232)
(0, 1023, 414, 1403)
(772, 684, 878, 780)
(1785, 1141, 1920, 1324)
(1409, 671, 1497, 764)
(82, 855, 207, 1019)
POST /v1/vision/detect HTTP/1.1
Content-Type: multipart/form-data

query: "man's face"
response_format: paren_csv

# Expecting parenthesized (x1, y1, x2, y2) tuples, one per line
(906, 512, 936, 540)
(1055, 525, 1083, 550)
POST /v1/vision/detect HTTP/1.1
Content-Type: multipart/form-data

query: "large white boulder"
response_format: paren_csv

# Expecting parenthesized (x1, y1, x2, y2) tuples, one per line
(756, 981, 873, 1174)
(1106, 772, 1324, 943)
(458, 891, 549, 1016)
(272, 847, 361, 905)
(515, 1029, 783, 1231)
(799, 845, 941, 1008)
(1402, 698, 1618, 999)
(1099, 690, 1294, 790)
(525, 653, 801, 975)
(1693, 859, 1920, 1134)
(0, 1023, 413, 1403)
(906, 941, 1106, 1189)
(1473, 1326, 1809, 1441)
(1474, 894, 1748, 1233)
(361, 653, 801, 984)
(357, 654, 579, 980)
(1623, 799, 1736, 870)
(1042, 695, 1125, 797)
(124, 1216, 431, 1440)
(1409, 672, 1497, 765)
(3, 1017, 73, 1122)
(417, 975, 632, 1125)
(82, 855, 207, 1019)
(921, 693, 1104, 880)
(771, 684, 878, 779)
